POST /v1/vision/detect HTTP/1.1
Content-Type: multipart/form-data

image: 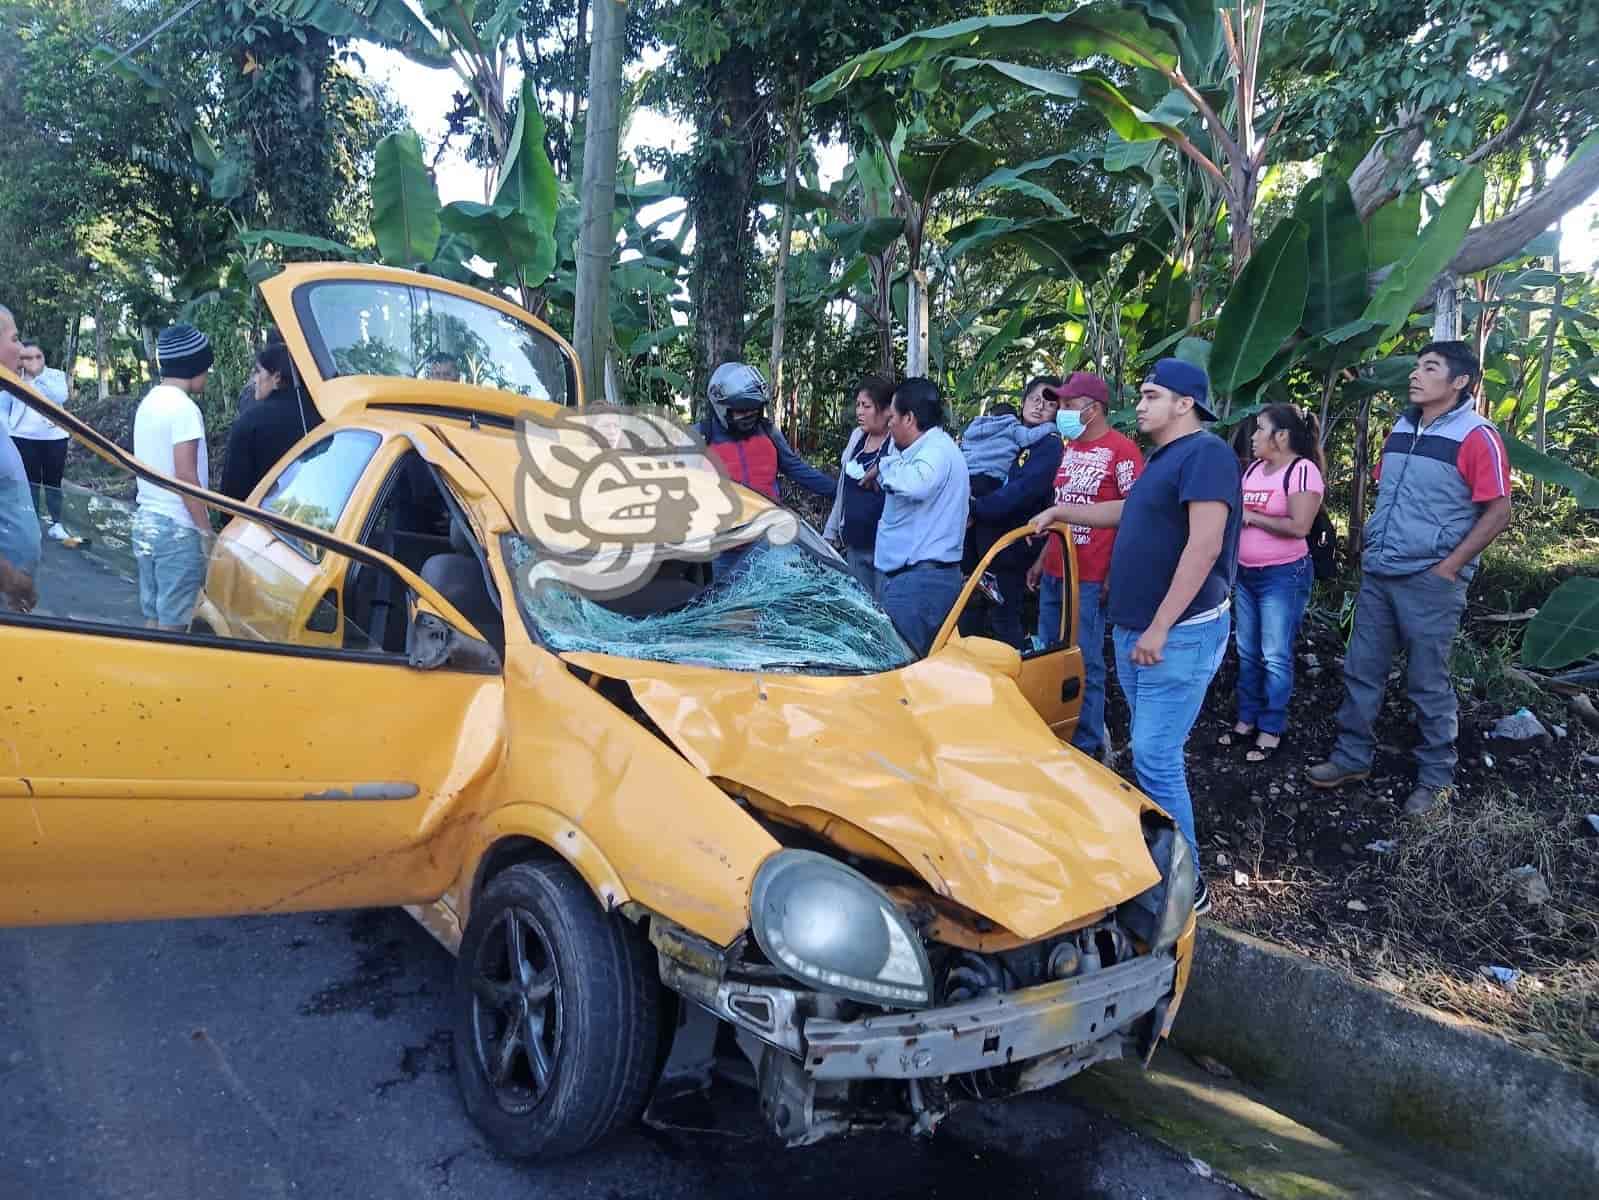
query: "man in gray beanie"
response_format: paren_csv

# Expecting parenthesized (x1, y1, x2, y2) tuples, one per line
(132, 324, 215, 630)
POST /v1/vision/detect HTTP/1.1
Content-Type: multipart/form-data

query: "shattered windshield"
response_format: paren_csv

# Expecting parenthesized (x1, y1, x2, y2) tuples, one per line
(505, 535, 915, 673)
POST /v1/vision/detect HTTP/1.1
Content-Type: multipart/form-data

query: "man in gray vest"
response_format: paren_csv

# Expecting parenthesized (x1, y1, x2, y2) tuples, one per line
(1308, 342, 1512, 814)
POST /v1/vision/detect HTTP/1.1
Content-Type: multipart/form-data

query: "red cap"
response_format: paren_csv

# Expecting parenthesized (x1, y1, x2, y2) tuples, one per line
(1044, 372, 1109, 407)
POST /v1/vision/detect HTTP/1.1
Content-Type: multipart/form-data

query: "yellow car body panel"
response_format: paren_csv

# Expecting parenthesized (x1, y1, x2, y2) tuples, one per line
(1, 263, 1188, 1033)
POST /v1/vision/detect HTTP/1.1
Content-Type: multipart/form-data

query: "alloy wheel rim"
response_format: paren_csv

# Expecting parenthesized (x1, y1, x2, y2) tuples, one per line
(468, 906, 563, 1114)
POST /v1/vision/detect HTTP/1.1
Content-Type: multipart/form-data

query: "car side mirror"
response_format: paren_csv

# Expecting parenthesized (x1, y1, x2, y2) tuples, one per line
(407, 611, 500, 672)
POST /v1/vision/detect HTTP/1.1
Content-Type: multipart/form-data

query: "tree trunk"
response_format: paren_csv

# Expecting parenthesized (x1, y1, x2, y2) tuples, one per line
(94, 295, 108, 402)
(1348, 388, 1373, 566)
(768, 93, 803, 427)
(64, 310, 83, 392)
(572, 0, 626, 406)
(687, 46, 764, 410)
(1431, 274, 1460, 340)
(1533, 246, 1563, 507)
(906, 270, 930, 377)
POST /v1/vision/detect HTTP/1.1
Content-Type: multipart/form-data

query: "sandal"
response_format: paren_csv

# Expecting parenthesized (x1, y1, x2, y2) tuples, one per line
(1217, 723, 1254, 748)
(1245, 734, 1284, 763)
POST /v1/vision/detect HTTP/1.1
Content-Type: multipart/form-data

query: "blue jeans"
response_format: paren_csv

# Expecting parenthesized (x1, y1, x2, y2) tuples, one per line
(1038, 577, 1107, 757)
(1113, 612, 1231, 855)
(881, 562, 963, 657)
(132, 509, 207, 627)
(1233, 557, 1313, 736)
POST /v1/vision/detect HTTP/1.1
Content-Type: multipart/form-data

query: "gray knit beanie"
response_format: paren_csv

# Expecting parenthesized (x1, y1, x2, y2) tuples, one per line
(155, 324, 214, 379)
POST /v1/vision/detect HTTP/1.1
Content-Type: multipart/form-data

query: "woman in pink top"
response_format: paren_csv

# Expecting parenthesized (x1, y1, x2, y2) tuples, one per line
(1221, 403, 1326, 761)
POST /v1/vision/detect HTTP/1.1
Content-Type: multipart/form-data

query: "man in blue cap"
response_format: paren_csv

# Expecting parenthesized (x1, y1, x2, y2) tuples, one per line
(1030, 357, 1241, 913)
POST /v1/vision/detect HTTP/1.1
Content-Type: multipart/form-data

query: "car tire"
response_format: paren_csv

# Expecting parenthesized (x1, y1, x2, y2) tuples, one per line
(452, 860, 660, 1160)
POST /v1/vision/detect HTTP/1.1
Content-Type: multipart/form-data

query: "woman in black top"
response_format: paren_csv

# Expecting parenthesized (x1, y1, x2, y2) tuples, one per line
(822, 373, 896, 600)
(220, 343, 321, 501)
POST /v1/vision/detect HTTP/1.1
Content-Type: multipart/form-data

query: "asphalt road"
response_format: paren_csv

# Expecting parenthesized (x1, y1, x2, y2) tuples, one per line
(0, 908, 1240, 1200)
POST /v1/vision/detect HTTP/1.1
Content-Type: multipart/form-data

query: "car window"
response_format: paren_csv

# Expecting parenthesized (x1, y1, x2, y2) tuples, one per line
(302, 280, 571, 405)
(0, 378, 461, 662)
(260, 429, 382, 560)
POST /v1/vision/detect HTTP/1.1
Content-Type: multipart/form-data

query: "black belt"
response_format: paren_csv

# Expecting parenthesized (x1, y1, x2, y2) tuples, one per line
(883, 559, 961, 578)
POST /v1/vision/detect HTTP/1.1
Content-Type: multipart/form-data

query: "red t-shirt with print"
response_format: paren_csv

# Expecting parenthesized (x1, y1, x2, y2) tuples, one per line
(1043, 429, 1144, 583)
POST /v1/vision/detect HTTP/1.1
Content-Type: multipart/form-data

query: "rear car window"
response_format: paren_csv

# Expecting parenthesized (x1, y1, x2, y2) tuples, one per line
(301, 280, 571, 405)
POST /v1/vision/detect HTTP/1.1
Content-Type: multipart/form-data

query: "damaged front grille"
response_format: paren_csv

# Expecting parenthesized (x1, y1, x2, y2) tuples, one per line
(931, 915, 1138, 1007)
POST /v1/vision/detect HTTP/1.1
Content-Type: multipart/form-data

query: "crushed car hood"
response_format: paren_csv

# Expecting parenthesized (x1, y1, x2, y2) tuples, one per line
(562, 644, 1160, 940)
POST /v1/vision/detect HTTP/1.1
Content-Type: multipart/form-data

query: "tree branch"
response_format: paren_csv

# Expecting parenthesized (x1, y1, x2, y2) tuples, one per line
(1463, 52, 1552, 167)
(1351, 111, 1425, 219)
(1366, 148, 1599, 306)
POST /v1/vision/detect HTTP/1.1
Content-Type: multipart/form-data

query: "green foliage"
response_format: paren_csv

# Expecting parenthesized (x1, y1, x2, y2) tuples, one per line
(1521, 577, 1599, 669)
(808, 7, 1178, 103)
(1503, 435, 1599, 509)
(1363, 167, 1486, 340)
(370, 131, 441, 266)
(1297, 176, 1368, 335)
(491, 80, 560, 285)
(1210, 219, 1310, 398)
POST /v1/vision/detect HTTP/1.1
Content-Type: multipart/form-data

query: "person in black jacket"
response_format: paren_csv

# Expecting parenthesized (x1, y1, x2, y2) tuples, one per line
(219, 342, 321, 501)
(961, 375, 1063, 648)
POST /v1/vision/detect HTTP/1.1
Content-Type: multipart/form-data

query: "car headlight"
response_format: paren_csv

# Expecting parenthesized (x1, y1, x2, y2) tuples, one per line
(1119, 820, 1196, 956)
(750, 850, 933, 1007)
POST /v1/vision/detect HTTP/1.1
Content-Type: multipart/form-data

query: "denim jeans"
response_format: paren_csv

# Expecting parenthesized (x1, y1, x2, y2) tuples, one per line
(1330, 570, 1469, 789)
(881, 562, 963, 657)
(1113, 612, 1230, 854)
(1039, 577, 1107, 756)
(132, 509, 207, 627)
(1233, 556, 1312, 736)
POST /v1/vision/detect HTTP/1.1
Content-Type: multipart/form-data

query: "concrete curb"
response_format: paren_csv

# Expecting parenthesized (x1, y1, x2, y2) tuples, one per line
(1170, 923, 1599, 1199)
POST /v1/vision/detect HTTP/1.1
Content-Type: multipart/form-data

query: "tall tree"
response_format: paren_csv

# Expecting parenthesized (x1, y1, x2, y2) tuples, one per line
(573, 0, 628, 403)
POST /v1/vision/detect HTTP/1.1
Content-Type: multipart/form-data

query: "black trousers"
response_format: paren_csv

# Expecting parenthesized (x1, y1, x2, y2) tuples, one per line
(13, 437, 67, 524)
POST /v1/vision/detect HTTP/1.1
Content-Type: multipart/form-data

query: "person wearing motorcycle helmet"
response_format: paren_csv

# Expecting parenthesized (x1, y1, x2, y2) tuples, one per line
(696, 362, 836, 502)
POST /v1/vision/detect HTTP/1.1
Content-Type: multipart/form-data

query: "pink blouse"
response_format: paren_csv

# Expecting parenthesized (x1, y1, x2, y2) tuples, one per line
(1239, 458, 1324, 568)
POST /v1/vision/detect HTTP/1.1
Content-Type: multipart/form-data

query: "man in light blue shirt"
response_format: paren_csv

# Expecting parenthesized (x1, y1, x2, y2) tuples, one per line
(874, 378, 970, 655)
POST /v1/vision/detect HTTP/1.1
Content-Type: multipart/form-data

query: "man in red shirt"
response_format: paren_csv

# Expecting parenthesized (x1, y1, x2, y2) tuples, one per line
(1026, 372, 1143, 759)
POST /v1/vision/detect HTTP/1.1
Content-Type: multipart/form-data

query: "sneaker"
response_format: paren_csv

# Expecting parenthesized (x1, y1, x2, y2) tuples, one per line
(1403, 785, 1453, 816)
(1193, 876, 1211, 915)
(1306, 761, 1370, 789)
(47, 523, 71, 542)
(977, 571, 1004, 605)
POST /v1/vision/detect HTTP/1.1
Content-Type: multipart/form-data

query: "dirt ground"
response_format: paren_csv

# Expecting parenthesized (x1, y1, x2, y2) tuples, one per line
(1100, 602, 1599, 1076)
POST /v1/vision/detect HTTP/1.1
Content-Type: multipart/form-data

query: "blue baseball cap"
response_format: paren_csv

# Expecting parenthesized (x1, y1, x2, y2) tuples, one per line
(1144, 357, 1216, 421)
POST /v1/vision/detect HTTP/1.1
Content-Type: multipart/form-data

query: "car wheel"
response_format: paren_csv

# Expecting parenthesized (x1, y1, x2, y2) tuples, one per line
(452, 860, 660, 1159)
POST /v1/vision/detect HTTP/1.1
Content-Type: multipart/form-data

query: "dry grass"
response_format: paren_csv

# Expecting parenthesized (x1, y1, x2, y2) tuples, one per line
(1403, 955, 1599, 1076)
(1377, 790, 1599, 966)
(1214, 782, 1599, 1075)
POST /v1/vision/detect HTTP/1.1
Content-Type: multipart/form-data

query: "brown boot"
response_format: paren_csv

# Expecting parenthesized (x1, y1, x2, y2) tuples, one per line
(1306, 761, 1370, 789)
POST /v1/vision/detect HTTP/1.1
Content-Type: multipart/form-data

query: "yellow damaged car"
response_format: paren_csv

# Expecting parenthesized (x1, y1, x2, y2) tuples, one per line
(0, 264, 1196, 1159)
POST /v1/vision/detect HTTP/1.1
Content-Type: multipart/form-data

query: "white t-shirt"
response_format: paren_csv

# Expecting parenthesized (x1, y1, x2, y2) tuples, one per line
(10, 367, 70, 440)
(133, 384, 209, 528)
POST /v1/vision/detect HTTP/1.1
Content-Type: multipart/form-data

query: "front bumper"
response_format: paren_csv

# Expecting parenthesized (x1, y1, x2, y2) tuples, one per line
(803, 951, 1176, 1080)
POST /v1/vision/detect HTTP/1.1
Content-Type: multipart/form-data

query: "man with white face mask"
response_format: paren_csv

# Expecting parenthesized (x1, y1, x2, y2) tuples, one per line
(1026, 372, 1143, 760)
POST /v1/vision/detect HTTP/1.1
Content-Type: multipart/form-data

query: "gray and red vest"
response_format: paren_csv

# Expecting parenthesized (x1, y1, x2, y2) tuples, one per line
(1363, 401, 1505, 581)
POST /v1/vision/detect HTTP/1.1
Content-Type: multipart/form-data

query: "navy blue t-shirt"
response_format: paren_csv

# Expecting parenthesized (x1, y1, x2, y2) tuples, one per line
(840, 438, 889, 551)
(1107, 429, 1242, 632)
